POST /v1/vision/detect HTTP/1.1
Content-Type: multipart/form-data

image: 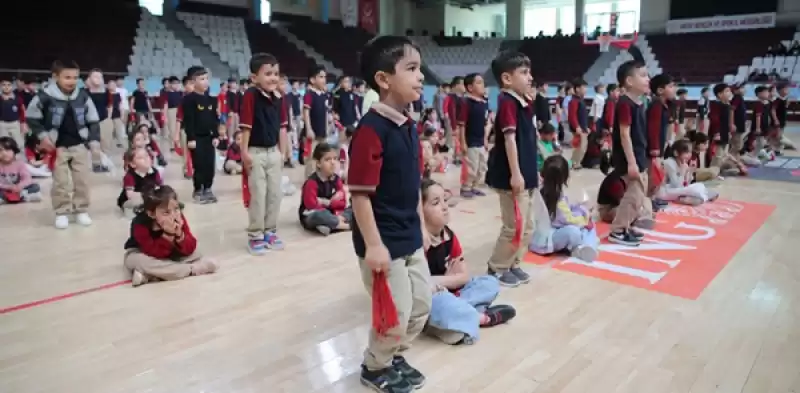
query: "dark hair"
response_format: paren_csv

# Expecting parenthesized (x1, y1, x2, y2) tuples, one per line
(161, 77, 168, 85)
(240, 79, 248, 85)
(0, 136, 20, 155)
(421, 107, 435, 123)
(676, 88, 688, 96)
(139, 184, 178, 214)
(439, 82, 450, 88)
(755, 85, 769, 95)
(308, 64, 326, 81)
(671, 139, 691, 157)
(490, 51, 531, 87)
(249, 53, 278, 74)
(359, 35, 420, 92)
(168, 76, 180, 83)
(776, 82, 790, 91)
(616, 60, 645, 87)
(227, 77, 238, 83)
(88, 68, 103, 76)
(649, 74, 673, 96)
(450, 76, 464, 86)
(700, 87, 709, 94)
(51, 60, 79, 75)
(129, 124, 150, 145)
(352, 79, 364, 88)
(123, 147, 146, 167)
(539, 122, 556, 134)
(712, 83, 729, 97)
(420, 178, 441, 202)
(345, 126, 355, 138)
(187, 66, 207, 79)
(571, 78, 588, 88)
(220, 82, 226, 88)
(607, 83, 618, 92)
(464, 73, 481, 91)
(136, 77, 144, 84)
(182, 76, 191, 85)
(690, 131, 708, 145)
(312, 141, 336, 161)
(540, 155, 570, 219)
(594, 83, 605, 92)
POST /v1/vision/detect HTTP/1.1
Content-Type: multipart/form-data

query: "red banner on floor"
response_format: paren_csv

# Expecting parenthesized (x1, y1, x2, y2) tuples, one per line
(359, 0, 379, 34)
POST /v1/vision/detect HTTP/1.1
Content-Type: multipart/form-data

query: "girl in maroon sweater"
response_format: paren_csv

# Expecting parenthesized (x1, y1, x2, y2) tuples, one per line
(123, 185, 217, 287)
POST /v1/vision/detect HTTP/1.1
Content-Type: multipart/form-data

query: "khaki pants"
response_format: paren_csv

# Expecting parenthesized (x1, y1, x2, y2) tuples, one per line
(52, 144, 91, 215)
(730, 133, 744, 156)
(676, 122, 686, 142)
(712, 144, 738, 172)
(0, 121, 24, 152)
(224, 160, 243, 174)
(113, 118, 126, 144)
(246, 146, 283, 238)
(124, 249, 203, 281)
(610, 172, 648, 232)
(304, 138, 324, 177)
(464, 147, 487, 188)
(598, 201, 652, 224)
(570, 132, 588, 167)
(166, 108, 179, 143)
(99, 118, 115, 153)
(227, 113, 240, 138)
(694, 167, 719, 182)
(358, 248, 432, 370)
(488, 189, 536, 272)
(180, 128, 190, 174)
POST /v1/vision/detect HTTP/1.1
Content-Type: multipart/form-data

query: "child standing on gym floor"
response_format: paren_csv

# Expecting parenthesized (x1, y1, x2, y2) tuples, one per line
(182, 66, 219, 204)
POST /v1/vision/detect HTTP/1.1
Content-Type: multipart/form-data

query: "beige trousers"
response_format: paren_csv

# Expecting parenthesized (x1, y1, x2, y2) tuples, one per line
(488, 189, 536, 272)
(464, 147, 487, 188)
(124, 249, 203, 281)
(0, 121, 24, 151)
(99, 118, 115, 153)
(52, 145, 91, 215)
(359, 248, 432, 370)
(570, 132, 588, 167)
(246, 146, 283, 238)
(224, 160, 243, 174)
(610, 172, 648, 232)
(166, 108, 179, 143)
(113, 118, 126, 144)
(695, 167, 720, 182)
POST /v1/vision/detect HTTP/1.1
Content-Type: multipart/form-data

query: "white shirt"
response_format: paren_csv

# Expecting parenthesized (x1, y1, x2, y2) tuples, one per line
(362, 88, 379, 115)
(117, 87, 130, 111)
(590, 94, 606, 120)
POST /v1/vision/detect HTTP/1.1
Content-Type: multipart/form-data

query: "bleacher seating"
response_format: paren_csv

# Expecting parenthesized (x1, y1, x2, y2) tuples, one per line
(647, 28, 795, 83)
(129, 11, 203, 78)
(284, 20, 374, 76)
(245, 22, 317, 79)
(0, 0, 139, 75)
(414, 36, 502, 83)
(177, 12, 252, 77)
(517, 36, 598, 83)
(725, 31, 800, 83)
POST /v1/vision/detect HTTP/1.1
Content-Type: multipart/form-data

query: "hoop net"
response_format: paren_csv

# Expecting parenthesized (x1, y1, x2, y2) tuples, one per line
(598, 35, 612, 52)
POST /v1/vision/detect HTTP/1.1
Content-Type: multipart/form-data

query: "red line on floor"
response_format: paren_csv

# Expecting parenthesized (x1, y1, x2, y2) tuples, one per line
(0, 279, 132, 315)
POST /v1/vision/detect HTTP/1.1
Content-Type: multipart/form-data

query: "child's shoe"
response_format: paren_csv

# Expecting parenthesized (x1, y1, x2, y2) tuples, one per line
(92, 164, 110, 173)
(490, 268, 520, 287)
(190, 259, 218, 275)
(204, 189, 218, 203)
(460, 189, 474, 198)
(75, 213, 92, 226)
(360, 365, 413, 393)
(572, 244, 598, 262)
(608, 229, 641, 246)
(471, 188, 486, 197)
(193, 190, 208, 204)
(392, 356, 426, 389)
(131, 270, 148, 287)
(54, 215, 69, 229)
(481, 304, 517, 327)
(509, 266, 531, 284)
(316, 225, 332, 236)
(24, 192, 42, 203)
(264, 231, 285, 250)
(247, 237, 268, 256)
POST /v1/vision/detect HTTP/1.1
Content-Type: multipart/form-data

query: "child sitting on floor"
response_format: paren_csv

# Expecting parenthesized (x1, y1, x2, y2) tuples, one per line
(420, 128, 445, 179)
(688, 132, 721, 182)
(421, 178, 516, 345)
(23, 134, 53, 178)
(123, 185, 217, 287)
(0, 137, 42, 204)
(530, 155, 599, 262)
(299, 142, 352, 235)
(338, 126, 353, 181)
(537, 123, 563, 168)
(596, 170, 654, 230)
(117, 147, 163, 213)
(224, 131, 243, 175)
(128, 124, 166, 173)
(658, 139, 719, 205)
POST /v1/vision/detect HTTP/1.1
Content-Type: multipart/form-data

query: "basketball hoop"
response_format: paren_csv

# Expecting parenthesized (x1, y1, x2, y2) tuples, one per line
(598, 34, 612, 52)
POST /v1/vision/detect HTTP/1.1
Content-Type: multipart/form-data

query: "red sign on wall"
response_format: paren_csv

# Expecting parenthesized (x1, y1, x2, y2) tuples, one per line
(359, 0, 379, 34)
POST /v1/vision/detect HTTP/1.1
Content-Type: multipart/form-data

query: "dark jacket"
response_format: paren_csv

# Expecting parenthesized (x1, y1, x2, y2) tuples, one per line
(26, 84, 100, 144)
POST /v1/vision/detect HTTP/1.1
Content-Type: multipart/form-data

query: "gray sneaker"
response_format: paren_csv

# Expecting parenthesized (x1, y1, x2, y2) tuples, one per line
(510, 266, 531, 284)
(492, 269, 520, 287)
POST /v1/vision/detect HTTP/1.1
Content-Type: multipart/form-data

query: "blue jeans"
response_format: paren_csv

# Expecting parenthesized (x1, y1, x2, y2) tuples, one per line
(425, 275, 500, 344)
(552, 226, 599, 253)
(302, 207, 353, 232)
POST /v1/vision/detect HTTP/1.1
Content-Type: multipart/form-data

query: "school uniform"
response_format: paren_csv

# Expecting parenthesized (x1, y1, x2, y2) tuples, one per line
(568, 94, 589, 166)
(675, 99, 687, 140)
(87, 90, 114, 154)
(131, 89, 150, 122)
(773, 95, 788, 150)
(224, 144, 243, 174)
(730, 93, 747, 154)
(333, 89, 358, 127)
(227, 90, 242, 134)
(299, 171, 352, 232)
(109, 91, 125, 144)
(175, 92, 193, 177)
(182, 92, 218, 194)
(747, 99, 772, 153)
(347, 102, 431, 372)
(162, 90, 182, 142)
(696, 97, 710, 132)
(485, 90, 538, 273)
(690, 150, 718, 182)
(303, 87, 329, 176)
(0, 94, 26, 150)
(239, 86, 288, 240)
(534, 93, 550, 127)
(610, 94, 650, 233)
(647, 98, 670, 159)
(708, 100, 733, 165)
(117, 168, 163, 209)
(457, 95, 489, 189)
(123, 212, 203, 281)
(444, 93, 463, 150)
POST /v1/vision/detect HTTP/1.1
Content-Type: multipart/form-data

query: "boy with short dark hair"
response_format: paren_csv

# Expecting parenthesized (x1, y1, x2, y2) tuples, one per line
(457, 73, 489, 198)
(709, 83, 747, 175)
(748, 85, 771, 155)
(646, 74, 675, 200)
(697, 86, 710, 133)
(675, 88, 688, 141)
(445, 76, 465, 162)
(176, 76, 195, 178)
(730, 83, 747, 156)
(84, 69, 113, 173)
(182, 66, 219, 204)
(590, 83, 607, 132)
(772, 82, 789, 154)
(534, 82, 550, 129)
(26, 60, 101, 229)
(485, 51, 536, 287)
(161, 76, 182, 145)
(130, 78, 151, 125)
(568, 79, 589, 169)
(0, 78, 27, 153)
(239, 53, 288, 254)
(608, 61, 651, 246)
(303, 65, 329, 177)
(349, 35, 431, 393)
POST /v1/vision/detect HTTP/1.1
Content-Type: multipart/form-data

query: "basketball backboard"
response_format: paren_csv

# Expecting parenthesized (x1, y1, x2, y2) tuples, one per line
(582, 11, 638, 51)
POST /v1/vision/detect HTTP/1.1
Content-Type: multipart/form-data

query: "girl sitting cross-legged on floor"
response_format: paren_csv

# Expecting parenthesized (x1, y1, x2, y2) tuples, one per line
(299, 142, 352, 236)
(0, 136, 42, 204)
(123, 184, 217, 287)
(421, 179, 516, 345)
(657, 139, 719, 206)
(117, 147, 163, 213)
(23, 134, 53, 178)
(224, 131, 243, 175)
(530, 155, 599, 262)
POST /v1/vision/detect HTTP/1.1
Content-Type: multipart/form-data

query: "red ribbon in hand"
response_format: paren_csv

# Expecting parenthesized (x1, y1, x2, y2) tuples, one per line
(372, 271, 399, 336)
(511, 198, 522, 247)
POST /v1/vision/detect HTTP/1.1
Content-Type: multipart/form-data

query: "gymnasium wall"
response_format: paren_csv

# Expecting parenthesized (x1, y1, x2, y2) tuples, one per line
(188, 0, 250, 6)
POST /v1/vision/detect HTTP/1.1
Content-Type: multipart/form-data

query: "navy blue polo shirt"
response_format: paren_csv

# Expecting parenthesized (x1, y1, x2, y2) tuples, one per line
(732, 94, 746, 132)
(110, 92, 122, 119)
(458, 95, 489, 148)
(239, 86, 288, 149)
(227, 91, 242, 114)
(334, 90, 358, 126)
(612, 94, 649, 173)
(132, 89, 149, 113)
(304, 88, 329, 139)
(166, 91, 182, 108)
(752, 100, 771, 134)
(646, 100, 669, 157)
(347, 103, 422, 260)
(709, 101, 732, 145)
(88, 91, 110, 120)
(0, 96, 22, 122)
(289, 92, 301, 116)
(486, 91, 538, 190)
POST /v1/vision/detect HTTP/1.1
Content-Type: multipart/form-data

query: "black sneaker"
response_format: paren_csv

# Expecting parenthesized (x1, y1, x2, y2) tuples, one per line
(193, 190, 208, 204)
(482, 304, 517, 327)
(92, 164, 110, 173)
(360, 365, 413, 393)
(510, 266, 531, 284)
(608, 230, 641, 246)
(488, 268, 520, 287)
(204, 189, 218, 203)
(629, 227, 645, 240)
(392, 356, 425, 389)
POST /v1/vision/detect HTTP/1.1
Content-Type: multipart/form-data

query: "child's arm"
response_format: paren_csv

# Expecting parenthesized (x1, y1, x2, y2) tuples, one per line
(173, 214, 198, 256)
(302, 179, 327, 211)
(348, 125, 389, 266)
(556, 198, 589, 227)
(132, 221, 176, 259)
(754, 102, 763, 134)
(497, 99, 523, 190)
(182, 96, 197, 147)
(122, 173, 139, 202)
(329, 177, 348, 211)
(303, 92, 313, 138)
(568, 98, 581, 134)
(433, 233, 469, 289)
(456, 99, 468, 157)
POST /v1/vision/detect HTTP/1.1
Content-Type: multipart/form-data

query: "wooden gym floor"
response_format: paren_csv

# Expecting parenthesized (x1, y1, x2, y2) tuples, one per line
(1, 131, 800, 393)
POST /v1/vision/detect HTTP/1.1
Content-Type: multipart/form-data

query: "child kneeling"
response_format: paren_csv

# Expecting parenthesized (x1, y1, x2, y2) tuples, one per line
(658, 140, 719, 205)
(530, 155, 599, 262)
(422, 179, 516, 345)
(0, 137, 42, 204)
(123, 185, 217, 287)
(299, 142, 352, 235)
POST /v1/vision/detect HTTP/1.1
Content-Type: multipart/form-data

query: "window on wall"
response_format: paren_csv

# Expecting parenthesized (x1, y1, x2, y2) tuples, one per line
(615, 0, 640, 34)
(584, 2, 613, 33)
(559, 5, 576, 35)
(524, 7, 557, 37)
(261, 0, 271, 23)
(139, 0, 163, 15)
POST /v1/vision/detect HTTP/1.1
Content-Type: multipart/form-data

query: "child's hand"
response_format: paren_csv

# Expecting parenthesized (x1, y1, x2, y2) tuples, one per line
(364, 244, 391, 272)
(242, 151, 252, 171)
(212, 138, 219, 148)
(510, 172, 524, 194)
(331, 191, 345, 201)
(40, 137, 55, 152)
(188, 141, 197, 149)
(318, 198, 331, 206)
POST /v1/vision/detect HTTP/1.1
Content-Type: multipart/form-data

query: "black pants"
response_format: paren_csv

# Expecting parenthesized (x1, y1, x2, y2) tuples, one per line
(190, 136, 216, 192)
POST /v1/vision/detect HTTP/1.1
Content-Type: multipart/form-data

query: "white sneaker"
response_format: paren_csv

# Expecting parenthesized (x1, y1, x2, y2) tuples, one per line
(75, 212, 93, 226)
(54, 215, 69, 229)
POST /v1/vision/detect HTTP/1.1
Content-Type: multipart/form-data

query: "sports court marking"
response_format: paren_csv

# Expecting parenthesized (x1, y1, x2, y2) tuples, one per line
(0, 280, 132, 315)
(524, 200, 775, 299)
(747, 157, 800, 184)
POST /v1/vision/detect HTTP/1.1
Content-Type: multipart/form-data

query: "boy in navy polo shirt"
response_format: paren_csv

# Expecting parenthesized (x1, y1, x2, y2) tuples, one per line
(568, 78, 589, 169)
(609, 61, 651, 246)
(484, 51, 536, 288)
(456, 73, 489, 198)
(182, 66, 219, 204)
(708, 83, 747, 175)
(0, 79, 27, 155)
(646, 74, 675, 199)
(730, 83, 747, 156)
(239, 53, 288, 254)
(85, 69, 113, 173)
(303, 65, 329, 177)
(130, 78, 152, 126)
(348, 36, 431, 393)
(161, 76, 182, 148)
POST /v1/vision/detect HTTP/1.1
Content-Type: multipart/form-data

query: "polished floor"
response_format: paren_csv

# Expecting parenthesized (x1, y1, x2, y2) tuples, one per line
(2, 135, 800, 393)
